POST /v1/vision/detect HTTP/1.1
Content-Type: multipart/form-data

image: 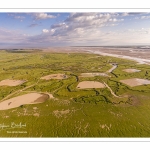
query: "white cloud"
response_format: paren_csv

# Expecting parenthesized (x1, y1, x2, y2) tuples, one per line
(127, 28, 150, 34)
(14, 16, 25, 19)
(141, 16, 150, 19)
(42, 29, 49, 33)
(50, 13, 124, 38)
(65, 13, 114, 26)
(29, 23, 38, 27)
(33, 13, 56, 20)
(50, 29, 55, 33)
(8, 13, 25, 21)
(109, 18, 123, 22)
(1, 13, 150, 48)
(0, 28, 28, 44)
(135, 15, 150, 19)
(122, 12, 129, 16)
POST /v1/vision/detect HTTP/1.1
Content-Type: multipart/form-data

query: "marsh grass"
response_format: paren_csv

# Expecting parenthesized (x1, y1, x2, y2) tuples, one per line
(0, 50, 150, 137)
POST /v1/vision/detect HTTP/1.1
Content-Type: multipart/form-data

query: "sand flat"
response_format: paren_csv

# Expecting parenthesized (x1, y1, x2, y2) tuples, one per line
(40, 74, 67, 80)
(120, 78, 150, 87)
(0, 79, 26, 86)
(87, 50, 150, 65)
(123, 69, 141, 73)
(0, 93, 49, 110)
(77, 81, 105, 89)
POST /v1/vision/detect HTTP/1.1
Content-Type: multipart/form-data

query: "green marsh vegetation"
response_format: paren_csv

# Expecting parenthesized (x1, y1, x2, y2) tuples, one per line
(0, 49, 150, 137)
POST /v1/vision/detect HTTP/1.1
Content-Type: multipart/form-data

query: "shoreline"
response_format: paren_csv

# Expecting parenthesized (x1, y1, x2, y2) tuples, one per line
(86, 50, 150, 65)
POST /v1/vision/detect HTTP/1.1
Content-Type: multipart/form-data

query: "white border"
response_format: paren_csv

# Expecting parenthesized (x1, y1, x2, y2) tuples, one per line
(0, 2, 150, 149)
(0, 0, 150, 9)
(0, 8, 150, 13)
(0, 138, 150, 142)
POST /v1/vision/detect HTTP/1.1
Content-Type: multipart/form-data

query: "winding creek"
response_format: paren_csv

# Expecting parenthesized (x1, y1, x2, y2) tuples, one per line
(107, 63, 118, 73)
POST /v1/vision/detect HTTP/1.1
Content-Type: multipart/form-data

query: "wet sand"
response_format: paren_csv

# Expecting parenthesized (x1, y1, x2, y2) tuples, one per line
(120, 78, 150, 87)
(42, 47, 150, 64)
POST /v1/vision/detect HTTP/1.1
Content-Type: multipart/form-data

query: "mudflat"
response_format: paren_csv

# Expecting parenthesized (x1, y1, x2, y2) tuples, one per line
(0, 79, 26, 86)
(0, 93, 49, 110)
(120, 78, 150, 87)
(40, 74, 68, 80)
(77, 81, 105, 89)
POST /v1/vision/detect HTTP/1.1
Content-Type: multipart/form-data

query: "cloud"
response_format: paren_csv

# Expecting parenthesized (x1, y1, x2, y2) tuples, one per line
(51, 23, 66, 28)
(32, 13, 56, 20)
(122, 12, 129, 16)
(49, 13, 124, 37)
(49, 13, 124, 41)
(8, 13, 25, 20)
(94, 27, 150, 45)
(65, 13, 113, 26)
(127, 12, 148, 16)
(141, 16, 150, 19)
(14, 16, 25, 19)
(109, 18, 124, 22)
(0, 28, 27, 44)
(127, 28, 150, 34)
(117, 12, 147, 17)
(42, 29, 49, 33)
(1, 12, 150, 48)
(29, 23, 39, 27)
(7, 12, 125, 46)
(135, 15, 150, 19)
(14, 13, 126, 46)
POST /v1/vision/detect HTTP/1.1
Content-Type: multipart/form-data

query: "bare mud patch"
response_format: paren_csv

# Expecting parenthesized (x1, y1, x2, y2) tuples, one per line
(0, 93, 49, 110)
(0, 79, 26, 86)
(123, 69, 141, 73)
(120, 78, 150, 87)
(40, 74, 68, 80)
(77, 81, 105, 89)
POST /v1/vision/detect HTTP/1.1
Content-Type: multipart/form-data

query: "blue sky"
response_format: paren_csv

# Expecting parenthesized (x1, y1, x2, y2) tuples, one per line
(0, 12, 150, 48)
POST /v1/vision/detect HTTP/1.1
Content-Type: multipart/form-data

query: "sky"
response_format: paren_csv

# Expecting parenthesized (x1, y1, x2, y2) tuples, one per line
(0, 12, 150, 48)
